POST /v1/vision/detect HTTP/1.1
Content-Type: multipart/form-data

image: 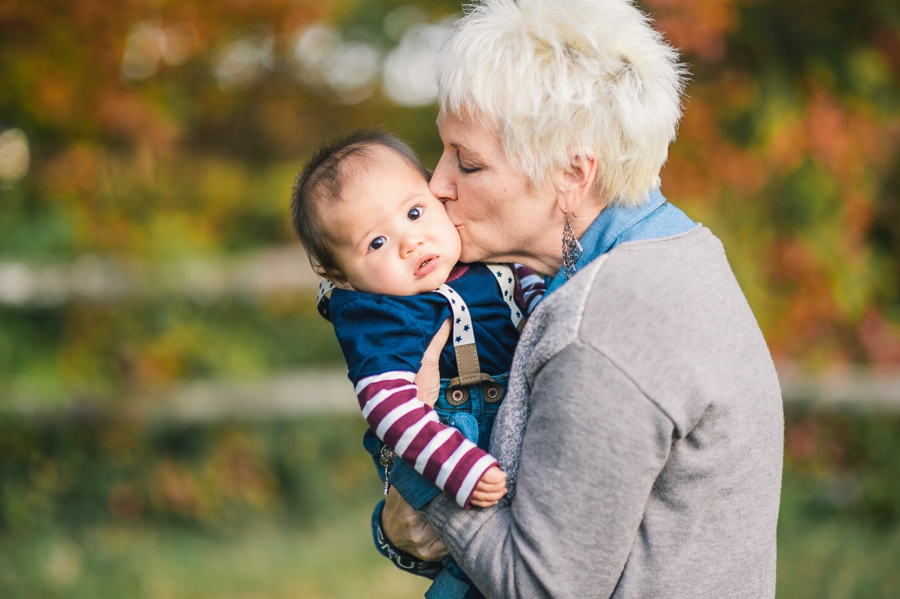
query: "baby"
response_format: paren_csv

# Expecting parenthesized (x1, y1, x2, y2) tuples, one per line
(291, 129, 544, 514)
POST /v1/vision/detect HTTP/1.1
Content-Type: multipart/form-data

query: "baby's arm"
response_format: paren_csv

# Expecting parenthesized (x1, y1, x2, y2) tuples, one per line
(356, 371, 503, 508)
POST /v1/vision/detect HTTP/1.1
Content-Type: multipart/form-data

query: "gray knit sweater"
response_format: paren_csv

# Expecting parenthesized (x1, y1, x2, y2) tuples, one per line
(421, 226, 784, 598)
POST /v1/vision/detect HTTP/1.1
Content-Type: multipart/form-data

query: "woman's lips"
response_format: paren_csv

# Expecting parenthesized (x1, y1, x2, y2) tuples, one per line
(415, 254, 439, 277)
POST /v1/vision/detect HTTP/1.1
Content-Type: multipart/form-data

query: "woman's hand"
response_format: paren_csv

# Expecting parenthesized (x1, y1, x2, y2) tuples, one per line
(382, 486, 449, 561)
(414, 317, 451, 407)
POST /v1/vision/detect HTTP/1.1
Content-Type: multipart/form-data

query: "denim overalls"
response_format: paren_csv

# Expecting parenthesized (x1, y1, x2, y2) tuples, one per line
(353, 264, 524, 599)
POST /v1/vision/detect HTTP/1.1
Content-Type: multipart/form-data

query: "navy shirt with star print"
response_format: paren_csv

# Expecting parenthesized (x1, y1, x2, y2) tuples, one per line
(321, 263, 523, 384)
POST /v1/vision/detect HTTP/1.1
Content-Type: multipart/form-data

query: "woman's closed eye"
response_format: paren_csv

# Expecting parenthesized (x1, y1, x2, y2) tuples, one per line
(457, 152, 481, 174)
(368, 236, 386, 251)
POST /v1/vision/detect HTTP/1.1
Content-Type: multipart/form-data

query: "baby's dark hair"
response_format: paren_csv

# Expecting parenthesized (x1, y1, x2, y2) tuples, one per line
(290, 128, 431, 279)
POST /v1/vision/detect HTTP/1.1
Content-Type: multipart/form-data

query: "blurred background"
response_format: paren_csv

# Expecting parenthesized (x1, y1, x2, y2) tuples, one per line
(0, 0, 899, 597)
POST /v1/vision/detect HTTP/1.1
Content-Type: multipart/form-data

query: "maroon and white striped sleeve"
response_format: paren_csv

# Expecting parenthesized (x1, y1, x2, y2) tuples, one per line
(512, 263, 546, 315)
(356, 371, 498, 508)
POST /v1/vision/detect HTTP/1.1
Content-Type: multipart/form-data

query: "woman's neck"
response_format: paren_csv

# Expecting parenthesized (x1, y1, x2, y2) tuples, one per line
(520, 198, 607, 278)
(569, 199, 607, 242)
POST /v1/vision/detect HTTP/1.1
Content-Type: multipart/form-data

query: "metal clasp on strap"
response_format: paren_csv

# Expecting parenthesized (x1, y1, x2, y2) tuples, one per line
(444, 373, 505, 406)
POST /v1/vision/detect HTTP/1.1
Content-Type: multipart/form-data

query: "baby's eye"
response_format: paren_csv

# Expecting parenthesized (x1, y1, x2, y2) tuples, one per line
(368, 236, 386, 251)
(407, 207, 422, 221)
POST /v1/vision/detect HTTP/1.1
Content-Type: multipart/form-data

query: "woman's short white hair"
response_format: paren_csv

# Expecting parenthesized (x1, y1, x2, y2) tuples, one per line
(436, 0, 687, 207)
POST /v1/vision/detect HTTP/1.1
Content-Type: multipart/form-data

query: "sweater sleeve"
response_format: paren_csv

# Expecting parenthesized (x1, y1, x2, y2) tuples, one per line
(356, 371, 498, 508)
(420, 342, 675, 597)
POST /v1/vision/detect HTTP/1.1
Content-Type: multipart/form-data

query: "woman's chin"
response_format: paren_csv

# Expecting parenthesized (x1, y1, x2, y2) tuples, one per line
(458, 246, 488, 264)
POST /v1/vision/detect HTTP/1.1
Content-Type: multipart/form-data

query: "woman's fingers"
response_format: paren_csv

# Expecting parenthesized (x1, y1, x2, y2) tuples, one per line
(382, 487, 448, 561)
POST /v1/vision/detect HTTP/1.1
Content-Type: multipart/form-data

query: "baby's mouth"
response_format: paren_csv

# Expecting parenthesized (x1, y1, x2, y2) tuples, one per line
(415, 254, 439, 277)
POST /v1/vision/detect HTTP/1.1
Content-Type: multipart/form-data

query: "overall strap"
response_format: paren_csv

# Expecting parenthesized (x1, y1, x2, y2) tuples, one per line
(432, 284, 484, 386)
(431, 264, 521, 385)
(317, 278, 336, 302)
(485, 263, 524, 330)
(316, 278, 336, 319)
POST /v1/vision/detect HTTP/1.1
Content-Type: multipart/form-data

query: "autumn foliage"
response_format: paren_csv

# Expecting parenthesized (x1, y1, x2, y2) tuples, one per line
(0, 0, 899, 409)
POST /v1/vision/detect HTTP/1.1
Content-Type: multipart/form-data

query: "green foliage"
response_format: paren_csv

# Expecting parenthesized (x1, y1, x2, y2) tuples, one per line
(7, 409, 899, 533)
(644, 0, 900, 365)
(1, 298, 340, 408)
(0, 414, 378, 533)
(776, 517, 900, 598)
(783, 409, 900, 525)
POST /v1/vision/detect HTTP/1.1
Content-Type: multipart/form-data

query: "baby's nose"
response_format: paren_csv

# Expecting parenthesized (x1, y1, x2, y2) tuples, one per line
(401, 232, 424, 255)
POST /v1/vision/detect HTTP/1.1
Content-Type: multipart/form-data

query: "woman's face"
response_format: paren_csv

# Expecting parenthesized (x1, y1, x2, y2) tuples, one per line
(429, 113, 560, 272)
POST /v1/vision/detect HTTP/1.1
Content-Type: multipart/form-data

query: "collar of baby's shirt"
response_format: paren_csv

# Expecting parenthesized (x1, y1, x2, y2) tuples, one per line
(446, 262, 469, 283)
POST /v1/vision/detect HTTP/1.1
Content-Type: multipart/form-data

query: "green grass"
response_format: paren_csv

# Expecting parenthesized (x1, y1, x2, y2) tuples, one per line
(4, 494, 900, 598)
(4, 411, 900, 598)
(0, 503, 430, 599)
(777, 518, 900, 598)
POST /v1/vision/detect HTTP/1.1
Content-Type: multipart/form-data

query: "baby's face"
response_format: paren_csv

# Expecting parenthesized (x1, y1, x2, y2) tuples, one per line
(325, 146, 461, 296)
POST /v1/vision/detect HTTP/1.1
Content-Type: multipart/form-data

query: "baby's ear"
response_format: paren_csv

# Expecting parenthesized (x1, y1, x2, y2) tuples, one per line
(314, 265, 354, 291)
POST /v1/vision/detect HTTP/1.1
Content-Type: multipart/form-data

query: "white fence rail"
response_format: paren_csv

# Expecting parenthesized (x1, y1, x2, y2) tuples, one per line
(0, 246, 318, 306)
(778, 365, 900, 412)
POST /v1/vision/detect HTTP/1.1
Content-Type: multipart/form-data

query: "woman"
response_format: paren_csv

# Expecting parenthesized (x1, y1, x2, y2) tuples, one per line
(378, 0, 783, 597)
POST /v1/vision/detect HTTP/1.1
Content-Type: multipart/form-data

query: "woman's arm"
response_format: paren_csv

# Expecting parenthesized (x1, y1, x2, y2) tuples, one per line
(418, 342, 675, 598)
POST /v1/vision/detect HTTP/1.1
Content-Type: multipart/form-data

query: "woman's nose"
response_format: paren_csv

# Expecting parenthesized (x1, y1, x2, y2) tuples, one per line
(429, 153, 457, 202)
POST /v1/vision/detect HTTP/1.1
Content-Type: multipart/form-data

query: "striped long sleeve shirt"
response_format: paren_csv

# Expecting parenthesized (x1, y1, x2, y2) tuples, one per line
(356, 371, 498, 506)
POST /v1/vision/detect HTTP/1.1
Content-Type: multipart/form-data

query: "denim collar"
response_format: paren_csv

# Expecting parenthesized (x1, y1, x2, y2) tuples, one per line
(544, 188, 681, 297)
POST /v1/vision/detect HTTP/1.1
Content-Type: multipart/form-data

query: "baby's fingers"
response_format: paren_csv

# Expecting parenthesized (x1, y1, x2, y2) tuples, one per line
(468, 496, 499, 508)
(480, 466, 507, 485)
(468, 488, 506, 508)
(469, 482, 507, 506)
(474, 479, 506, 495)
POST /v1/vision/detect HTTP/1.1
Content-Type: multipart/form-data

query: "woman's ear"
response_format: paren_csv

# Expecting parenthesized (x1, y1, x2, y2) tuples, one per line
(555, 150, 599, 215)
(313, 265, 355, 291)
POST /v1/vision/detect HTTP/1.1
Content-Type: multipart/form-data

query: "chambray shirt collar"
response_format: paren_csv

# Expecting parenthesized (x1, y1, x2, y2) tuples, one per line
(544, 188, 682, 297)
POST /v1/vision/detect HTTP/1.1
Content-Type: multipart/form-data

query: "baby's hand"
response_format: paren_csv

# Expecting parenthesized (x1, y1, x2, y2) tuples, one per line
(468, 466, 507, 508)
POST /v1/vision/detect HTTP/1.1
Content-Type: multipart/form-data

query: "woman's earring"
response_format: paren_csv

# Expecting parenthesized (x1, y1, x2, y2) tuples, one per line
(562, 212, 582, 280)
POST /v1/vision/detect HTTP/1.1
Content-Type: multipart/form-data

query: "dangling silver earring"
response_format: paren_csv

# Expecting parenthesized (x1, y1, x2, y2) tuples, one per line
(562, 212, 582, 280)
